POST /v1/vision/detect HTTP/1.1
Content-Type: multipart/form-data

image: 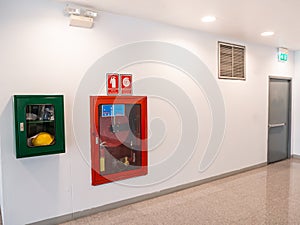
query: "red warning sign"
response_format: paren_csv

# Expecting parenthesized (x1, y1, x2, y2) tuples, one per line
(120, 74, 132, 95)
(107, 73, 119, 95)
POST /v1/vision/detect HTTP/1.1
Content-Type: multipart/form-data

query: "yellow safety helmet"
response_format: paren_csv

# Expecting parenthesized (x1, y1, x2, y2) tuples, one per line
(32, 132, 54, 146)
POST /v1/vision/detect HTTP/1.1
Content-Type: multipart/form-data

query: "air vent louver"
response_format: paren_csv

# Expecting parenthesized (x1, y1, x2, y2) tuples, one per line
(219, 42, 245, 80)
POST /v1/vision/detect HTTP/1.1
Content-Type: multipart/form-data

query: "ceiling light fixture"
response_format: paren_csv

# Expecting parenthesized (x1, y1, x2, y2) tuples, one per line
(201, 16, 216, 23)
(64, 4, 98, 28)
(261, 31, 274, 37)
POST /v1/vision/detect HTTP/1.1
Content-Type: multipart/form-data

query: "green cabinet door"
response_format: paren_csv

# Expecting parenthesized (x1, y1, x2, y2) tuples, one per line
(14, 95, 65, 158)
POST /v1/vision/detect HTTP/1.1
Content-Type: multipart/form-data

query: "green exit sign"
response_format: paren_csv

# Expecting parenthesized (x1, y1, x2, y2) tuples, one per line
(278, 47, 288, 62)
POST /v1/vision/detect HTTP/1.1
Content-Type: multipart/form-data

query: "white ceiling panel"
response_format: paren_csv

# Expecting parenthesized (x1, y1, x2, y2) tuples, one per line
(58, 0, 300, 50)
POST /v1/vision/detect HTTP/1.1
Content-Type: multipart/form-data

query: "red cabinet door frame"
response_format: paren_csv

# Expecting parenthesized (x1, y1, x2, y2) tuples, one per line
(90, 96, 148, 185)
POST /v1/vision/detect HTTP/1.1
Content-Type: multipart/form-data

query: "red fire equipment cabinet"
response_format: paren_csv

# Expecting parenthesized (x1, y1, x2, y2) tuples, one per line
(90, 96, 148, 185)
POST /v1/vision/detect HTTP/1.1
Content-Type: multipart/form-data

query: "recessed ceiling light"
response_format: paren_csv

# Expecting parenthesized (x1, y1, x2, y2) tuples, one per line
(261, 31, 274, 37)
(201, 16, 216, 23)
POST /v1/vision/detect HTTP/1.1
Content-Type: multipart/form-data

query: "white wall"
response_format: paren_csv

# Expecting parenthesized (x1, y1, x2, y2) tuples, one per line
(0, 0, 296, 224)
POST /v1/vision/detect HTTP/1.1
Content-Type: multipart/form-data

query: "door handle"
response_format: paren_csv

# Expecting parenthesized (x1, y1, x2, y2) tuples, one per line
(268, 123, 285, 128)
(20, 122, 24, 132)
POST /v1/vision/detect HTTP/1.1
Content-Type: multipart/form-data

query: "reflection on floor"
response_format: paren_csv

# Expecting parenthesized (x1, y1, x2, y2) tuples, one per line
(59, 158, 300, 224)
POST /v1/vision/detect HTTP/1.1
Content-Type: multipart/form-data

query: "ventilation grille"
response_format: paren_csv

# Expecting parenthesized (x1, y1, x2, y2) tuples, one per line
(218, 42, 245, 80)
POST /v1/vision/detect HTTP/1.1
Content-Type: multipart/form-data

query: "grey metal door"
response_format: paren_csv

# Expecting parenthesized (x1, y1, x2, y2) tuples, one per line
(268, 78, 291, 163)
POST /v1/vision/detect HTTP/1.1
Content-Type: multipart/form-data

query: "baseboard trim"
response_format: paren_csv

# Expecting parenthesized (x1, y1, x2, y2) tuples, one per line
(29, 162, 267, 225)
(292, 154, 300, 159)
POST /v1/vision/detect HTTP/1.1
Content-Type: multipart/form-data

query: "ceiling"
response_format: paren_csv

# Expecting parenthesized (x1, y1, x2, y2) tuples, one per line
(60, 0, 300, 50)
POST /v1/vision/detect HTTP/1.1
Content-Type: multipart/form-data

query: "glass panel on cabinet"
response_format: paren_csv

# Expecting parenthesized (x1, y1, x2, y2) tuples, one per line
(99, 104, 142, 176)
(26, 104, 55, 147)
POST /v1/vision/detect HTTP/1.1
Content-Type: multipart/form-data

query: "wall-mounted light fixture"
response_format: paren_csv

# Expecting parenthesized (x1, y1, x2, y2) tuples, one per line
(64, 4, 98, 28)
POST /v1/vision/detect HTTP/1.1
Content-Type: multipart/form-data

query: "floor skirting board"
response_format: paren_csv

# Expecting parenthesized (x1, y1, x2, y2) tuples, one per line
(292, 154, 300, 159)
(29, 162, 267, 225)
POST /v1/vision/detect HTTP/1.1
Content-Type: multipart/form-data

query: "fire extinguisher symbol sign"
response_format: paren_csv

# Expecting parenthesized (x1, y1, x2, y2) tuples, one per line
(106, 73, 119, 95)
(110, 76, 117, 88)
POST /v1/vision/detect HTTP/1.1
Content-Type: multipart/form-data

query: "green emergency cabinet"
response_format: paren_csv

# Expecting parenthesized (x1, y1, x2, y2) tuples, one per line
(14, 95, 65, 158)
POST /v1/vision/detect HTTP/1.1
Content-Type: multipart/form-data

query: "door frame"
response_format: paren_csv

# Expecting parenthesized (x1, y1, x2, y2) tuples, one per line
(267, 76, 292, 163)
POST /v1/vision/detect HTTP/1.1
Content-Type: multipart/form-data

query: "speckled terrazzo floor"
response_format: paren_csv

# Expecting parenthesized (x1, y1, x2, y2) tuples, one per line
(60, 158, 300, 225)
